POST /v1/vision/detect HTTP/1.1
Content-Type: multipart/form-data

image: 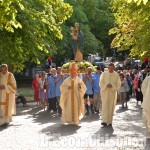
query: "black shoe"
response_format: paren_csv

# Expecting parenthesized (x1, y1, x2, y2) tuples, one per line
(101, 122, 107, 126)
(23, 104, 28, 107)
(85, 112, 89, 116)
(1, 123, 9, 128)
(85, 104, 89, 115)
(91, 109, 95, 114)
(58, 111, 62, 115)
(52, 111, 57, 114)
(95, 110, 99, 113)
(90, 104, 94, 114)
(108, 124, 112, 127)
(58, 106, 62, 114)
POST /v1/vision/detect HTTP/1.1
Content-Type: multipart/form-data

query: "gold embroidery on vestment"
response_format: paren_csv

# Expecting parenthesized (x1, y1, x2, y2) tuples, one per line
(71, 79, 75, 122)
(7, 82, 16, 91)
(0, 73, 12, 116)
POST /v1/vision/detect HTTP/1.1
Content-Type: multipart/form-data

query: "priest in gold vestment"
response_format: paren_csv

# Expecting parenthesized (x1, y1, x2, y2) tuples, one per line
(0, 64, 16, 126)
(100, 63, 121, 126)
(60, 63, 86, 125)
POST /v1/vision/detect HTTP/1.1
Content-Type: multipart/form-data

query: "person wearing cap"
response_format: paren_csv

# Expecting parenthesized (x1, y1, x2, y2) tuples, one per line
(141, 76, 150, 138)
(60, 62, 86, 125)
(100, 63, 121, 126)
(0, 64, 17, 127)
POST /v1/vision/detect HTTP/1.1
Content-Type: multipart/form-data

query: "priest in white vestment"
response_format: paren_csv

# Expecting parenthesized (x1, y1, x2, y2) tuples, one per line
(0, 64, 16, 126)
(60, 62, 86, 125)
(141, 76, 150, 138)
(100, 63, 121, 126)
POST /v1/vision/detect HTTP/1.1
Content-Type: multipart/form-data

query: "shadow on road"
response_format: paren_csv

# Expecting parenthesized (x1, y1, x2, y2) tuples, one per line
(94, 125, 114, 137)
(145, 138, 150, 150)
(81, 113, 100, 123)
(16, 102, 101, 125)
(40, 123, 81, 138)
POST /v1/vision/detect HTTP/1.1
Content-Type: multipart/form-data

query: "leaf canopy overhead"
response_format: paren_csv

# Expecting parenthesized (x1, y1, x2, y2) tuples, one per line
(109, 0, 150, 59)
(0, 0, 73, 71)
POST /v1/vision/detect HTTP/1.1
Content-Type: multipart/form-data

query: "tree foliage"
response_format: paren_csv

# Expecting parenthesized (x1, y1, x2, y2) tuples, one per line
(109, 0, 150, 59)
(0, 0, 115, 70)
(53, 0, 114, 63)
(0, 0, 73, 71)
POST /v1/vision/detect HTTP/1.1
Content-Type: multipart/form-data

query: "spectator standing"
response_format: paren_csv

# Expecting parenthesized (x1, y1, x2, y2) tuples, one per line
(38, 71, 47, 109)
(82, 67, 94, 115)
(133, 72, 141, 104)
(47, 68, 57, 113)
(93, 66, 102, 113)
(32, 74, 39, 105)
(54, 67, 64, 115)
(119, 73, 128, 108)
(125, 73, 132, 101)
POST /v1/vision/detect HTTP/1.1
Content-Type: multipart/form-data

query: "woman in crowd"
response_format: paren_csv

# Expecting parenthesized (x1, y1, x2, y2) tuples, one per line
(38, 71, 47, 109)
(32, 74, 39, 105)
(125, 73, 132, 101)
(118, 73, 128, 108)
(133, 71, 141, 104)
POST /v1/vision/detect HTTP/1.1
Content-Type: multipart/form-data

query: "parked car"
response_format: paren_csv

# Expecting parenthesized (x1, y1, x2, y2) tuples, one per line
(93, 57, 106, 68)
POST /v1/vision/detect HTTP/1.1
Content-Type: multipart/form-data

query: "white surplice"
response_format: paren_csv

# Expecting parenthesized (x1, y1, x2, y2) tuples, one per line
(100, 71, 121, 124)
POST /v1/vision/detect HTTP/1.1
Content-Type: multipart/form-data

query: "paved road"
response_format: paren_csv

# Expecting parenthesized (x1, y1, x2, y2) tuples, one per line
(0, 98, 150, 150)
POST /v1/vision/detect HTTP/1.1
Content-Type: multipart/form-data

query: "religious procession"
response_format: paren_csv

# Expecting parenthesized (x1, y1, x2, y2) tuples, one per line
(32, 60, 150, 128)
(1, 57, 150, 135)
(0, 1, 150, 149)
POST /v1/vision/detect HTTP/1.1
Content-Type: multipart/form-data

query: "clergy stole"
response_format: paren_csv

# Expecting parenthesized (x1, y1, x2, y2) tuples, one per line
(71, 79, 75, 122)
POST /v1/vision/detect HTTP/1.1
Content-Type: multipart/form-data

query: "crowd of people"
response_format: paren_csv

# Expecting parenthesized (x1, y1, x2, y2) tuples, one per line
(32, 63, 150, 112)
(0, 61, 150, 138)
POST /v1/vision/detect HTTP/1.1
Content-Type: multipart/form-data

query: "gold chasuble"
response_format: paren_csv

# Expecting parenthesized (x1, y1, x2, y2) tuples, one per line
(71, 79, 75, 122)
(60, 77, 86, 125)
(0, 72, 16, 125)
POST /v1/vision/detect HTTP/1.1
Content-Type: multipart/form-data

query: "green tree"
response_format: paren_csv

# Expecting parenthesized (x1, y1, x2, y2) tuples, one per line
(0, 0, 73, 71)
(109, 0, 150, 59)
(53, 0, 114, 64)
